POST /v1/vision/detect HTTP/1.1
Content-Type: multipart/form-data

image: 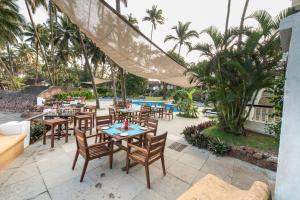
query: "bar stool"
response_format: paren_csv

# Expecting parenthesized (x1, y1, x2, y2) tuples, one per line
(43, 118, 68, 148)
(74, 114, 93, 135)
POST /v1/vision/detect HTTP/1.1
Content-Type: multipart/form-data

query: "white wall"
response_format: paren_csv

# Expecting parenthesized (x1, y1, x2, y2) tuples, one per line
(276, 12, 300, 200)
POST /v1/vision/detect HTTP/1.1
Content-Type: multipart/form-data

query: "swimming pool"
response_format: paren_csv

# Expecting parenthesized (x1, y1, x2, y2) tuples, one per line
(131, 101, 179, 112)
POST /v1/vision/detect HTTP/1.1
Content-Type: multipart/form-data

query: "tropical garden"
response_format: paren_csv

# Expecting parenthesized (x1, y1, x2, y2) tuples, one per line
(0, 0, 296, 152)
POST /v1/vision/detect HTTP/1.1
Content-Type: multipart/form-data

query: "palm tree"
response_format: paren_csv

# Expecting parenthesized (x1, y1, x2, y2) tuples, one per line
(0, 0, 24, 90)
(24, 23, 49, 84)
(142, 5, 164, 40)
(126, 13, 139, 29)
(24, 0, 53, 84)
(164, 21, 198, 56)
(238, 0, 250, 47)
(225, 0, 231, 36)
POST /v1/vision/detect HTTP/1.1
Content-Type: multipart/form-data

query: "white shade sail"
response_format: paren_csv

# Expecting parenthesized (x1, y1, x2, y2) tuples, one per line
(53, 0, 194, 88)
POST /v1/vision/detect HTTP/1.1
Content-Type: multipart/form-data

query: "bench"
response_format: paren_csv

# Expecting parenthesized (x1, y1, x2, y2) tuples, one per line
(0, 134, 26, 169)
(177, 174, 271, 200)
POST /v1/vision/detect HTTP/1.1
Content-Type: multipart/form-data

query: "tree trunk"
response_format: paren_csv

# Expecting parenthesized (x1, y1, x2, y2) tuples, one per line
(150, 24, 154, 40)
(116, 0, 126, 106)
(178, 44, 182, 56)
(162, 82, 168, 100)
(35, 43, 39, 85)
(238, 0, 250, 48)
(110, 59, 117, 105)
(77, 28, 100, 108)
(0, 58, 17, 90)
(24, 0, 53, 85)
(49, 0, 55, 85)
(6, 44, 14, 76)
(225, 0, 231, 36)
(119, 67, 126, 106)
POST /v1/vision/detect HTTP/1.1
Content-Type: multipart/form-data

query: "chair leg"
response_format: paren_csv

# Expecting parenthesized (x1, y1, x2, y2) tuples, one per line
(50, 126, 54, 148)
(80, 159, 89, 182)
(126, 157, 130, 174)
(65, 122, 68, 143)
(161, 155, 166, 176)
(145, 165, 151, 189)
(72, 150, 79, 170)
(109, 152, 113, 169)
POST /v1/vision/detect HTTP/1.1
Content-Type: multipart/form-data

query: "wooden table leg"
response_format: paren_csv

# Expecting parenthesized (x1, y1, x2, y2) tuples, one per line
(51, 125, 55, 148)
(65, 122, 68, 143)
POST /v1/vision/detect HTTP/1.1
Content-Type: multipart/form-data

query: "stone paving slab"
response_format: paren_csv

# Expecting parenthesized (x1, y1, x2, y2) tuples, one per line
(0, 114, 276, 200)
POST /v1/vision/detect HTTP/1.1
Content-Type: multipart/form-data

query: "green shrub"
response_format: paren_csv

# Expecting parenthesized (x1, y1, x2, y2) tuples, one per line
(181, 121, 231, 156)
(56, 90, 94, 100)
(172, 89, 198, 118)
(207, 138, 231, 156)
(30, 120, 45, 143)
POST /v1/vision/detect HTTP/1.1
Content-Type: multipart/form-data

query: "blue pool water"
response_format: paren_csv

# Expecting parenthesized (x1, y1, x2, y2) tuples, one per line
(131, 101, 179, 112)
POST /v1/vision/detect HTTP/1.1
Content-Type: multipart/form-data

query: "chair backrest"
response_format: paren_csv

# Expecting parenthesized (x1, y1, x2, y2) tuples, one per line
(145, 118, 158, 135)
(96, 115, 112, 126)
(74, 128, 89, 157)
(109, 107, 115, 116)
(169, 106, 174, 113)
(147, 132, 168, 159)
(140, 110, 150, 120)
(142, 105, 151, 112)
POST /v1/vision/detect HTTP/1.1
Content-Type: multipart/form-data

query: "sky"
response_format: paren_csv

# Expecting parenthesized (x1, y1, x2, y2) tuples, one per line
(17, 0, 291, 63)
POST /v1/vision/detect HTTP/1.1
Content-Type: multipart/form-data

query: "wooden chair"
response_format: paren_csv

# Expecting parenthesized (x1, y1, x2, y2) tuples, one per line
(126, 132, 168, 189)
(95, 115, 113, 143)
(109, 107, 123, 123)
(72, 128, 114, 182)
(132, 110, 150, 125)
(145, 118, 158, 136)
(163, 107, 174, 120)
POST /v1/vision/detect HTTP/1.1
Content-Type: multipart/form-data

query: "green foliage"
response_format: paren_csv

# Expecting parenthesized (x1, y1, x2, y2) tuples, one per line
(267, 65, 286, 140)
(182, 121, 230, 156)
(30, 120, 45, 143)
(188, 9, 296, 134)
(203, 126, 279, 152)
(125, 73, 148, 97)
(172, 89, 198, 118)
(207, 138, 231, 156)
(56, 90, 94, 100)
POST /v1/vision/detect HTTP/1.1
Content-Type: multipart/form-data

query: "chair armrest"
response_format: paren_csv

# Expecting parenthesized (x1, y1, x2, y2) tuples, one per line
(86, 134, 100, 139)
(88, 140, 113, 149)
(128, 143, 147, 154)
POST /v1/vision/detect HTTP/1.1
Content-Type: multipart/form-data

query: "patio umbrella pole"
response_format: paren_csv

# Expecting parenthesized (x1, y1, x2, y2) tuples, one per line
(76, 27, 100, 109)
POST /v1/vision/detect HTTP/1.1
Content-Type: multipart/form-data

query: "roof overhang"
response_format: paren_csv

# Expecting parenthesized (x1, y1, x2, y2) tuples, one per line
(52, 0, 194, 88)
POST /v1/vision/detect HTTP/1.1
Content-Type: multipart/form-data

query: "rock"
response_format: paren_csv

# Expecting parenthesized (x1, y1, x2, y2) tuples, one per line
(266, 156, 278, 163)
(253, 152, 264, 160)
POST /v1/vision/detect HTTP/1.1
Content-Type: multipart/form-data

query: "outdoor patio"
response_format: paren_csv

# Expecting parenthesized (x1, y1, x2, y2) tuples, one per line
(0, 114, 276, 200)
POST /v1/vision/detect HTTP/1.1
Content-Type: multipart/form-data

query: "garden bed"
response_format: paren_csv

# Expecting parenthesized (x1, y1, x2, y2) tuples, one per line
(182, 122, 279, 171)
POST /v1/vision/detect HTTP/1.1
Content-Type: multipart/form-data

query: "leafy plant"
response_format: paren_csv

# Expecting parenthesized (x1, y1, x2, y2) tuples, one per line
(173, 89, 198, 118)
(207, 138, 231, 156)
(267, 62, 286, 140)
(56, 90, 94, 100)
(182, 121, 215, 148)
(188, 8, 297, 135)
(30, 120, 45, 143)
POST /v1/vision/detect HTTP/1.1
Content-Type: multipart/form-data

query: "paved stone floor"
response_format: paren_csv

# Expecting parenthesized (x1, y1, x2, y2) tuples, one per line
(0, 112, 276, 200)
